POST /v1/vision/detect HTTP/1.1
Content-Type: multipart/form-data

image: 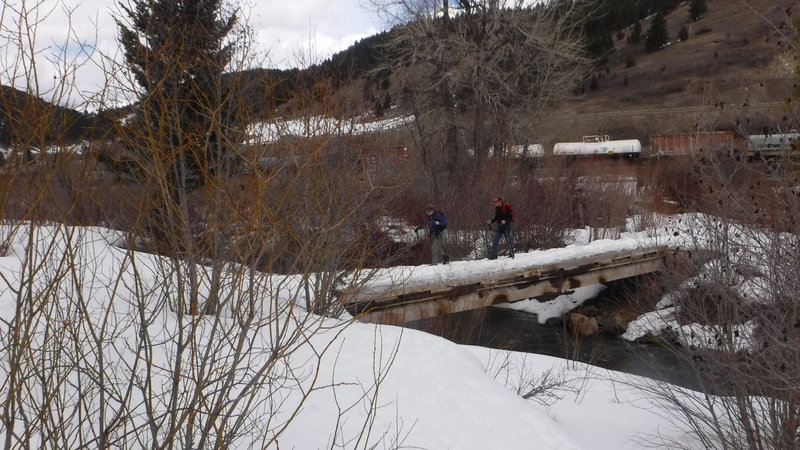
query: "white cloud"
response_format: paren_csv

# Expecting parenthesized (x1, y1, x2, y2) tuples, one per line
(248, 0, 383, 66)
(0, 0, 384, 106)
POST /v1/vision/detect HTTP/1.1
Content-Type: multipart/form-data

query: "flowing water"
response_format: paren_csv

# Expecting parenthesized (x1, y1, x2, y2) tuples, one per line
(406, 307, 706, 390)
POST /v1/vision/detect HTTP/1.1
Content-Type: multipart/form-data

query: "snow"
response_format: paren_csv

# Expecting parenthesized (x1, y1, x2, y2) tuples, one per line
(353, 233, 675, 296)
(617, 214, 792, 351)
(498, 284, 607, 323)
(0, 218, 737, 448)
(468, 144, 545, 158)
(0, 142, 90, 158)
(247, 114, 413, 143)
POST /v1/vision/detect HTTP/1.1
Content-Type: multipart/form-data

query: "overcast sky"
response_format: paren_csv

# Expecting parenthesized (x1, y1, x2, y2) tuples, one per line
(1, 0, 386, 107)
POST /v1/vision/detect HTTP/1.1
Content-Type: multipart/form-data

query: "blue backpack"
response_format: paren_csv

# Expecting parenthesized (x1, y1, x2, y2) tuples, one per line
(435, 211, 447, 230)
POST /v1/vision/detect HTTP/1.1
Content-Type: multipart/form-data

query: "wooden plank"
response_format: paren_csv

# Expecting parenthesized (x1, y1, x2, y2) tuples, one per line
(345, 246, 665, 304)
(344, 248, 667, 325)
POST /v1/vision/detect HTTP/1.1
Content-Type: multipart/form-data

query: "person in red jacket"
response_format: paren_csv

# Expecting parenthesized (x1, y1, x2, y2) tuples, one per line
(486, 197, 515, 259)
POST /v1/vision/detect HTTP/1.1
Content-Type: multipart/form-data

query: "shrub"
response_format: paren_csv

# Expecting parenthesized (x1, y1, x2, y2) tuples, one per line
(679, 26, 689, 42)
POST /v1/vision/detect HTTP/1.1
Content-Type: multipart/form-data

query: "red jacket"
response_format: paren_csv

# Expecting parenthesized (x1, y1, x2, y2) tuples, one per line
(490, 203, 513, 224)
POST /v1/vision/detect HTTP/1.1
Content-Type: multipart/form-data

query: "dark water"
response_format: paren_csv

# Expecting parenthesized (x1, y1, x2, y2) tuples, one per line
(405, 305, 712, 392)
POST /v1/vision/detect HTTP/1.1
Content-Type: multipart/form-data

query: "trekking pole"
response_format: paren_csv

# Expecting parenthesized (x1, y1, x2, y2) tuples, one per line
(484, 222, 492, 259)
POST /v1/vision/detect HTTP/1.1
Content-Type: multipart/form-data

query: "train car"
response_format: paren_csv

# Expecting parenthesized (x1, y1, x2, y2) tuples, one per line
(649, 131, 735, 157)
(361, 145, 410, 170)
(552, 135, 642, 157)
(745, 132, 799, 158)
(508, 144, 545, 158)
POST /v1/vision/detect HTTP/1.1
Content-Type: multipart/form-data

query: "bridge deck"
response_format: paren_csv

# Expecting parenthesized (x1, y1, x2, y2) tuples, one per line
(341, 243, 669, 325)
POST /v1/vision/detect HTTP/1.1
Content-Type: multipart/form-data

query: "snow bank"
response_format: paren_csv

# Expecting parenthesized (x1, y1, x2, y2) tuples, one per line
(0, 221, 708, 448)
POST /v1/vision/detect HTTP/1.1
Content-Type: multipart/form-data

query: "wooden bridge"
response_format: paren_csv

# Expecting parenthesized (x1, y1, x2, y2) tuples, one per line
(341, 242, 671, 325)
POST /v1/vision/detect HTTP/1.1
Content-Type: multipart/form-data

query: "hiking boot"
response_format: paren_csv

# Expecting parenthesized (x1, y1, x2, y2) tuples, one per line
(487, 255, 497, 260)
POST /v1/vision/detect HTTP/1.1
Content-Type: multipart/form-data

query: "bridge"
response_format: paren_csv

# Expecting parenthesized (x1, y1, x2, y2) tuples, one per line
(340, 239, 671, 325)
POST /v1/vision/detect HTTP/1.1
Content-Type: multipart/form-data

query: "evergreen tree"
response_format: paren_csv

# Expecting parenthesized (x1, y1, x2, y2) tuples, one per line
(587, 31, 614, 63)
(629, 21, 642, 44)
(117, 0, 241, 194)
(645, 13, 669, 53)
(577, 0, 682, 64)
(0, 115, 8, 147)
(678, 25, 689, 41)
(689, 0, 708, 22)
(382, 93, 392, 110)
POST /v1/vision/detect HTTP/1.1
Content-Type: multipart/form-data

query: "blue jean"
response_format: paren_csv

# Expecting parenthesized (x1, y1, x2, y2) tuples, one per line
(491, 223, 515, 258)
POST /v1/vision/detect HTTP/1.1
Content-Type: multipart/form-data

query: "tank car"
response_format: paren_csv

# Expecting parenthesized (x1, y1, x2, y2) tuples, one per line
(553, 135, 642, 157)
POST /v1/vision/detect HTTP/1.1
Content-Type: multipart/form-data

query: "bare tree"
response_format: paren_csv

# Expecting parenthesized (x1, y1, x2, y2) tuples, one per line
(625, 56, 800, 450)
(0, 1, 407, 448)
(370, 0, 591, 197)
(628, 194, 800, 448)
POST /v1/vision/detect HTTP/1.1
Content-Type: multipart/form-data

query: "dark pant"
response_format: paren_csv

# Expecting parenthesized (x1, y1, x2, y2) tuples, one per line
(430, 231, 448, 264)
(491, 223, 515, 258)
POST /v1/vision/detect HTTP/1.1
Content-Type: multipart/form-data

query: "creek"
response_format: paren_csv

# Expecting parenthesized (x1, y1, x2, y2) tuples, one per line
(404, 281, 716, 393)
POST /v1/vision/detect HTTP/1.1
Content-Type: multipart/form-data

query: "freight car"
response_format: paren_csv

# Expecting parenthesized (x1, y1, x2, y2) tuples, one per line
(744, 131, 799, 159)
(508, 144, 545, 158)
(649, 130, 800, 160)
(650, 131, 736, 157)
(552, 135, 642, 157)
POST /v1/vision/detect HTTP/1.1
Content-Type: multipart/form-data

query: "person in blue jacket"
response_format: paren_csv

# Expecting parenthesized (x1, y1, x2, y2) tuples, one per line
(415, 204, 449, 264)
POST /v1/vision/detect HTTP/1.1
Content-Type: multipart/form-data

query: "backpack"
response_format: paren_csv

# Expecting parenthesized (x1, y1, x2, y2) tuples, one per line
(502, 203, 515, 222)
(436, 211, 447, 230)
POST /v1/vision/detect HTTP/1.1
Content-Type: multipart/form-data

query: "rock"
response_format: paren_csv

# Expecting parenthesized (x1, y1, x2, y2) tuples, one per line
(578, 305, 600, 317)
(544, 316, 563, 327)
(569, 313, 599, 337)
(602, 310, 634, 336)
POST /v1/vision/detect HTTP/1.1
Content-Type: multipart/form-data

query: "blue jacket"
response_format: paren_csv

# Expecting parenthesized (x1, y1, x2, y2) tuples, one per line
(418, 211, 447, 236)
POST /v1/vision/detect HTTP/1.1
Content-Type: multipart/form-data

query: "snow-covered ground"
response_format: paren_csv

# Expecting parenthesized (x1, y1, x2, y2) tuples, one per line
(247, 114, 413, 143)
(0, 215, 757, 448)
(0, 142, 90, 158)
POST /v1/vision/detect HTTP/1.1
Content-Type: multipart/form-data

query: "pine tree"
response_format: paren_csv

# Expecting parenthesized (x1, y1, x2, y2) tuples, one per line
(117, 0, 240, 193)
(629, 21, 642, 44)
(587, 31, 614, 63)
(689, 0, 708, 22)
(678, 25, 689, 41)
(645, 13, 669, 53)
(0, 115, 9, 147)
(382, 93, 392, 110)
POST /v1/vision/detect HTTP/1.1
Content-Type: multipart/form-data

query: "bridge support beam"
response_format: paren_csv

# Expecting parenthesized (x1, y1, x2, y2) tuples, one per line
(344, 248, 667, 325)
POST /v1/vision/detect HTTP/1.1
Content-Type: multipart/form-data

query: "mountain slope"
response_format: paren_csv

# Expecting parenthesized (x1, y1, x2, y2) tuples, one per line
(534, 0, 797, 145)
(1, 0, 794, 150)
(0, 86, 99, 146)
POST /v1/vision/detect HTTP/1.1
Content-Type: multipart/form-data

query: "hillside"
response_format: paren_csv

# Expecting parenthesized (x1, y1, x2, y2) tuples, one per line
(1, 0, 795, 151)
(535, 0, 797, 147)
(0, 86, 108, 146)
(307, 0, 798, 151)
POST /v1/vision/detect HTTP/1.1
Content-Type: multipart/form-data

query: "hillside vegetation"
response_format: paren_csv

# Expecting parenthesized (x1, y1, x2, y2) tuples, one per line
(245, 0, 799, 149)
(1, 0, 794, 150)
(535, 0, 797, 146)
